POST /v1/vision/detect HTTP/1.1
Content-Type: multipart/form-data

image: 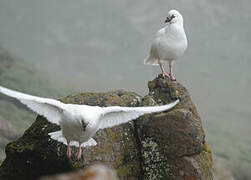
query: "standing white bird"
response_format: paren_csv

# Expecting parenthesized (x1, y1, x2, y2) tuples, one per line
(0, 86, 179, 160)
(144, 10, 188, 81)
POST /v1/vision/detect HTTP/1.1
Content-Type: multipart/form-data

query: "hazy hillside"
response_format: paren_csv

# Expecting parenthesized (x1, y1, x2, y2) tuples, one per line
(0, 0, 250, 179)
(0, 45, 72, 157)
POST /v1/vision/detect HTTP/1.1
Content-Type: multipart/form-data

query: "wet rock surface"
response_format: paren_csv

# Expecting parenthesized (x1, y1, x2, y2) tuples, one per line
(0, 75, 213, 180)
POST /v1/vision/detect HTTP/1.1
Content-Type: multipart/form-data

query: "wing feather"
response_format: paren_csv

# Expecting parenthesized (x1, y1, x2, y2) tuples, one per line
(0, 86, 67, 125)
(99, 99, 179, 129)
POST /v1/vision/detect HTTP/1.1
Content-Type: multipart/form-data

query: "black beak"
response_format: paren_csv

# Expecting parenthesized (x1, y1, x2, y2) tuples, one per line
(165, 17, 171, 23)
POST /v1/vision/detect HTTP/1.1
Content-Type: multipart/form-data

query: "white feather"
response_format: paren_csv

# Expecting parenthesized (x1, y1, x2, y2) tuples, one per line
(49, 131, 97, 147)
(0, 86, 67, 125)
(99, 99, 179, 129)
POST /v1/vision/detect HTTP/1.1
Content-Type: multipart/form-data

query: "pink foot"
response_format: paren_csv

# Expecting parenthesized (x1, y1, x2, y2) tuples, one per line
(168, 61, 176, 81)
(66, 141, 71, 158)
(75, 145, 82, 160)
(169, 74, 176, 81)
(159, 62, 171, 79)
(162, 72, 170, 78)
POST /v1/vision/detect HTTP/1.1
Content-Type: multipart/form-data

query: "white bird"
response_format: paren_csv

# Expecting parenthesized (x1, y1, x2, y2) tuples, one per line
(144, 9, 188, 81)
(0, 86, 179, 160)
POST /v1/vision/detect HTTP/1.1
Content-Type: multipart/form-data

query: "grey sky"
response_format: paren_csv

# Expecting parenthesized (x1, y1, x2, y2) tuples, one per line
(0, 0, 250, 141)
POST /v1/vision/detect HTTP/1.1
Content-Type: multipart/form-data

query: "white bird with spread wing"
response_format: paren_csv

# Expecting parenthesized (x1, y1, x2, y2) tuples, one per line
(0, 86, 179, 160)
(144, 10, 188, 81)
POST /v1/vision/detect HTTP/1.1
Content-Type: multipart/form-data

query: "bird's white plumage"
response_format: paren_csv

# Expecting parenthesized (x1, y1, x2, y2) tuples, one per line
(144, 9, 187, 65)
(99, 100, 179, 129)
(0, 85, 179, 150)
(0, 86, 66, 125)
(49, 130, 97, 147)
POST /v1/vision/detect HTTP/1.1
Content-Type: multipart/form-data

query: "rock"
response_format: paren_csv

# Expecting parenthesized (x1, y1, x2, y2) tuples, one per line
(39, 164, 118, 180)
(0, 76, 213, 180)
(137, 75, 212, 179)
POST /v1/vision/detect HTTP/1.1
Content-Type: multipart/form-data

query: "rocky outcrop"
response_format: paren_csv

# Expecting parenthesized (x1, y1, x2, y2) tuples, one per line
(0, 75, 213, 180)
(137, 77, 212, 179)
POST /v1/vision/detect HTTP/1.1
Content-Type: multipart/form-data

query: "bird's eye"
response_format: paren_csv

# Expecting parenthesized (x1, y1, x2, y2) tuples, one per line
(171, 15, 175, 19)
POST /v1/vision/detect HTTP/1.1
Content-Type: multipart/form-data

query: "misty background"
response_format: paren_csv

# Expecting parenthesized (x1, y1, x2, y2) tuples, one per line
(0, 0, 250, 179)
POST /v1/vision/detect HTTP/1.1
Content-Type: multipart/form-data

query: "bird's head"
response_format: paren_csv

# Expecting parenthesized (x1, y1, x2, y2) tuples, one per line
(165, 10, 183, 25)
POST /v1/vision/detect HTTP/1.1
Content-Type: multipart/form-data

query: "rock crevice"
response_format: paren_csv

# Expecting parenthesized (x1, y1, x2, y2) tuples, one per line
(132, 117, 144, 180)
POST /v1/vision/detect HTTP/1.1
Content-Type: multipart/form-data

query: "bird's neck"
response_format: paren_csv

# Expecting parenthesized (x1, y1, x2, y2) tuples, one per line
(165, 23, 184, 34)
(169, 20, 183, 27)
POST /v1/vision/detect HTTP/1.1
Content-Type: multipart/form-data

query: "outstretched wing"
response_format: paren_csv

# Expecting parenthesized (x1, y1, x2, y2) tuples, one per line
(0, 86, 68, 125)
(99, 99, 179, 129)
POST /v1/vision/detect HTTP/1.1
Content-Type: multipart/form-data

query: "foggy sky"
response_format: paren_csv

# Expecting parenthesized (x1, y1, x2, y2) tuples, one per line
(0, 0, 250, 141)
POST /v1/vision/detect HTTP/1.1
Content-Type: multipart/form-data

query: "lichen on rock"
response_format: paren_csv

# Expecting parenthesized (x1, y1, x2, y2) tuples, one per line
(0, 76, 213, 180)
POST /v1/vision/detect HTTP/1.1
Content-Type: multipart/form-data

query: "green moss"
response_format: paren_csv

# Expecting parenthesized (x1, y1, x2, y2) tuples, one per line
(198, 144, 213, 180)
(71, 162, 83, 169)
(91, 126, 138, 178)
(141, 137, 175, 179)
(204, 143, 212, 153)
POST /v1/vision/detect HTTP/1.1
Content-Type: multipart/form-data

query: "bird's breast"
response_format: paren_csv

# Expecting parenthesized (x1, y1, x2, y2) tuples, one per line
(156, 30, 187, 60)
(60, 119, 83, 140)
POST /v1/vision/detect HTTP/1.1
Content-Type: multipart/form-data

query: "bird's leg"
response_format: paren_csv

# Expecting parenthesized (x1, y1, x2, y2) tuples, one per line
(169, 61, 176, 81)
(159, 62, 170, 78)
(75, 142, 82, 160)
(66, 140, 71, 158)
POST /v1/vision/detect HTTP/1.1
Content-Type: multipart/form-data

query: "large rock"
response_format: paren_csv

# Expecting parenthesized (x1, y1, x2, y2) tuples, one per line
(0, 76, 213, 180)
(137, 76, 212, 179)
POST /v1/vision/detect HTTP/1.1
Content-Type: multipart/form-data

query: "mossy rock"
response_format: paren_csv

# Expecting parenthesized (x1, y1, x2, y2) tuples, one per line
(0, 76, 213, 180)
(136, 76, 212, 179)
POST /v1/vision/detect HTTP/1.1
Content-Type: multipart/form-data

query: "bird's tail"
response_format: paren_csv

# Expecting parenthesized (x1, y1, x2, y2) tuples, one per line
(82, 138, 97, 147)
(49, 130, 70, 146)
(144, 56, 159, 66)
(48, 130, 97, 147)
